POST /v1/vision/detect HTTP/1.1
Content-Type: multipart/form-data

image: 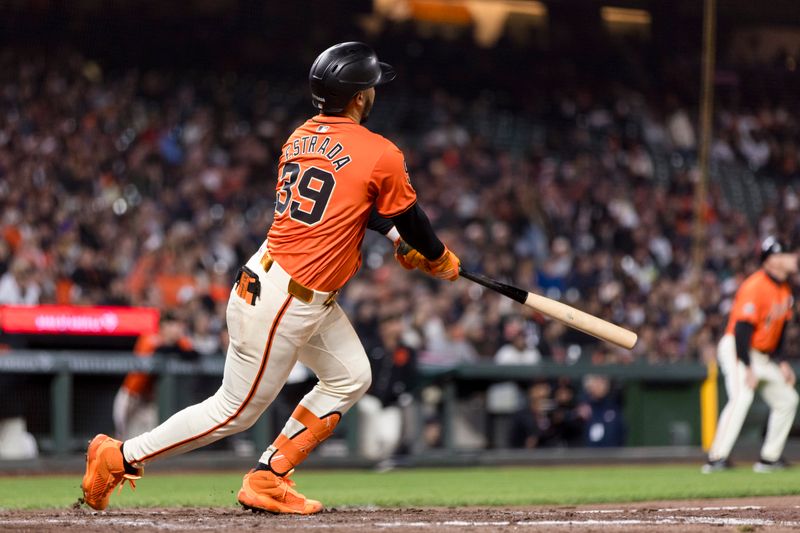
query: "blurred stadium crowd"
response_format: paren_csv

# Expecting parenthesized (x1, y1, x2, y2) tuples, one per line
(1, 30, 799, 448)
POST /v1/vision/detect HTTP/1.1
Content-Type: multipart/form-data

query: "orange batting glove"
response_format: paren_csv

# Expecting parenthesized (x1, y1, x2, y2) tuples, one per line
(394, 239, 421, 270)
(427, 246, 460, 281)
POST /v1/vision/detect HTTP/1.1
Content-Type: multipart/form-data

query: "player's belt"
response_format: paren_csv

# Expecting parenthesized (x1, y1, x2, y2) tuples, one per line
(259, 251, 339, 306)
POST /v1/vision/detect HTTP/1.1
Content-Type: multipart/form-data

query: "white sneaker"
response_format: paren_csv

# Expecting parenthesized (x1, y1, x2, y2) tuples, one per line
(753, 458, 789, 473)
(701, 458, 733, 474)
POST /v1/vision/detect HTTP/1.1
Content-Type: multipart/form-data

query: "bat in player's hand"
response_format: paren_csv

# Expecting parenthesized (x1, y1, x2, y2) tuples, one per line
(457, 268, 637, 350)
(397, 242, 637, 349)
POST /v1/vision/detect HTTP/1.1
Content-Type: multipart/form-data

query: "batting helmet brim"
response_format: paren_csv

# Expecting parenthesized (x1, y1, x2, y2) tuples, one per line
(376, 62, 396, 85)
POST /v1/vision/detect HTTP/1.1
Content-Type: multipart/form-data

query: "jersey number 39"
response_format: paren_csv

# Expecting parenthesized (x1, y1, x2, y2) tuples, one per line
(275, 163, 335, 225)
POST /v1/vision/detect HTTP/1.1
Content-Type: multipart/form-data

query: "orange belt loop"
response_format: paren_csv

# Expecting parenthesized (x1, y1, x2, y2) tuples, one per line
(260, 250, 274, 272)
(260, 249, 338, 306)
(288, 280, 314, 304)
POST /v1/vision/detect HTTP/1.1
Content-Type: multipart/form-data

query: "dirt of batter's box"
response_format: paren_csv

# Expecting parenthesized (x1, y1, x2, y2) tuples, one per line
(1, 496, 799, 532)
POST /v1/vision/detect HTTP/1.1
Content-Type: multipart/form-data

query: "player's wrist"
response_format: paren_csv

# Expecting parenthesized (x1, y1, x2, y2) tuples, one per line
(386, 227, 401, 243)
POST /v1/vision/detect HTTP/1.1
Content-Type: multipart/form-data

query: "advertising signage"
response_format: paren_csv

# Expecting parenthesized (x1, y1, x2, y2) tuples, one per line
(0, 306, 160, 337)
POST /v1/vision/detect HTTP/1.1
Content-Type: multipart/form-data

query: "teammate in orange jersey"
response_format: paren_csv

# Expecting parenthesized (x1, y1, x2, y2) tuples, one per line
(703, 237, 799, 473)
(81, 42, 459, 514)
(113, 314, 197, 441)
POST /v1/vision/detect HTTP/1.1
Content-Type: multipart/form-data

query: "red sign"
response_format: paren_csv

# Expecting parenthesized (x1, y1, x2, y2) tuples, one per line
(0, 306, 160, 336)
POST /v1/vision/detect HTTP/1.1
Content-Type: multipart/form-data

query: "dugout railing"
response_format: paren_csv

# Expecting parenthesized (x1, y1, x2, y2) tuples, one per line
(0, 350, 790, 457)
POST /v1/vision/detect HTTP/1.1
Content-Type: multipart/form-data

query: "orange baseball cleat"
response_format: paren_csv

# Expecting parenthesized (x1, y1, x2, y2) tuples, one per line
(237, 469, 323, 515)
(81, 434, 142, 510)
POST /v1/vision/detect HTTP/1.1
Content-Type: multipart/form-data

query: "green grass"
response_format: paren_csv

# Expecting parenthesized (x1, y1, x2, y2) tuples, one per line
(2, 465, 799, 509)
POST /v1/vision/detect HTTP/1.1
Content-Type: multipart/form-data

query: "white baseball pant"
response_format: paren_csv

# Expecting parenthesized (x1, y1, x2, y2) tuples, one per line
(357, 394, 402, 461)
(123, 240, 372, 468)
(708, 334, 798, 462)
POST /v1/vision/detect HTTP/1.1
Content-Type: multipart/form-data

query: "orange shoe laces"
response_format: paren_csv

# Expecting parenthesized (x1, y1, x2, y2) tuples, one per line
(116, 473, 142, 495)
(273, 470, 301, 500)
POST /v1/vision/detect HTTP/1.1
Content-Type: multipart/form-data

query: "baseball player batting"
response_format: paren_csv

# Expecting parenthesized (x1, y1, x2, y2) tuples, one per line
(81, 42, 460, 514)
(702, 237, 799, 473)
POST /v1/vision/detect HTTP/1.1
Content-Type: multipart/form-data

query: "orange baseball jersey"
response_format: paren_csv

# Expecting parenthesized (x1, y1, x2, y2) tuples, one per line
(267, 114, 417, 291)
(122, 334, 194, 396)
(725, 269, 794, 353)
(121, 333, 159, 397)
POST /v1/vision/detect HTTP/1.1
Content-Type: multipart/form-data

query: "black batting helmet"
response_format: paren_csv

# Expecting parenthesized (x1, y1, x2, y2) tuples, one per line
(760, 236, 789, 263)
(309, 42, 396, 114)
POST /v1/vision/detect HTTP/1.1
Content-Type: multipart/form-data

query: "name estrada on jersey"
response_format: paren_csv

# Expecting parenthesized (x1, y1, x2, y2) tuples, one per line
(267, 114, 416, 292)
(282, 125, 353, 172)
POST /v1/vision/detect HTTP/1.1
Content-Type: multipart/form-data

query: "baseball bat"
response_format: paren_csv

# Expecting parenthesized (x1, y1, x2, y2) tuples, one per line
(458, 268, 638, 350)
(397, 241, 637, 349)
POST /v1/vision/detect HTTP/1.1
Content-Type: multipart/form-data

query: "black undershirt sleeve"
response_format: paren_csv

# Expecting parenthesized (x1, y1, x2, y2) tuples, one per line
(734, 321, 755, 366)
(772, 322, 788, 363)
(390, 203, 445, 260)
(367, 207, 394, 236)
